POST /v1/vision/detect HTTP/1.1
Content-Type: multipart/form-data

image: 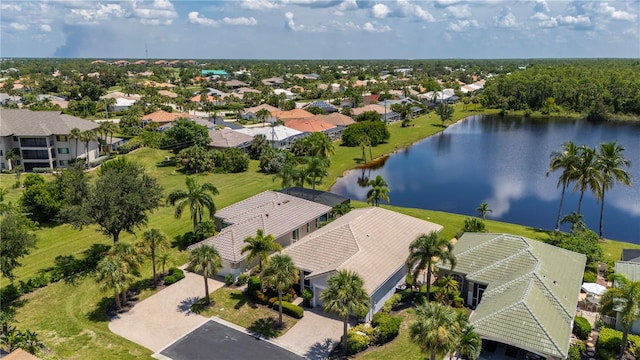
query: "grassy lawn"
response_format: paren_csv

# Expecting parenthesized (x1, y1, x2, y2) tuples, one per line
(355, 309, 425, 360)
(194, 287, 298, 338)
(3, 106, 639, 359)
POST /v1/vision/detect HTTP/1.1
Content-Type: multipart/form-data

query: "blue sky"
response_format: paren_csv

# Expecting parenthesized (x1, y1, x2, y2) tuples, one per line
(1, 0, 638, 59)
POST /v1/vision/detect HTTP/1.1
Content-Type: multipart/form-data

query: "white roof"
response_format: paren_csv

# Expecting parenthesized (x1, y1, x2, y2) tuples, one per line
(114, 98, 137, 106)
(236, 125, 303, 141)
(581, 282, 607, 296)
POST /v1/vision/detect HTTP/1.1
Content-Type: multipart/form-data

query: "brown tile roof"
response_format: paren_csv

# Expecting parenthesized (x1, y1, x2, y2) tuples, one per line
(100, 91, 141, 101)
(242, 104, 279, 115)
(133, 60, 147, 65)
(208, 128, 254, 148)
(351, 104, 387, 116)
(308, 113, 354, 126)
(272, 108, 314, 120)
(283, 207, 443, 294)
(190, 94, 217, 103)
(158, 90, 178, 98)
(142, 110, 195, 124)
(225, 79, 249, 87)
(190, 191, 332, 262)
(4, 348, 42, 360)
(0, 109, 99, 136)
(284, 119, 336, 133)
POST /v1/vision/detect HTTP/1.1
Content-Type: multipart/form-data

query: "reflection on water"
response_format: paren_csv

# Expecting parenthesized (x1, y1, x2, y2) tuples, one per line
(331, 115, 640, 243)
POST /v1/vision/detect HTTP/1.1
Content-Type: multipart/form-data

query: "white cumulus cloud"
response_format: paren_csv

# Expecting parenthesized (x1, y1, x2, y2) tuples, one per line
(447, 5, 471, 19)
(9, 22, 29, 31)
(362, 21, 391, 32)
(40, 24, 52, 32)
(187, 11, 219, 26)
(241, 0, 279, 10)
(223, 17, 258, 26)
(493, 7, 516, 28)
(372, 3, 390, 18)
(132, 0, 177, 26)
(533, 0, 549, 13)
(284, 11, 304, 31)
(397, 0, 435, 22)
(556, 15, 591, 28)
(592, 2, 637, 21)
(447, 19, 479, 32)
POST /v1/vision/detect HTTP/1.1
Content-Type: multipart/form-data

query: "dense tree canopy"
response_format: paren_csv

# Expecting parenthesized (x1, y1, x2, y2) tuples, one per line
(0, 205, 38, 280)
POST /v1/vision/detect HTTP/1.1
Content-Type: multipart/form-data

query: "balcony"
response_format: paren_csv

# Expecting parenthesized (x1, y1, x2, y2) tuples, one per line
(20, 138, 48, 148)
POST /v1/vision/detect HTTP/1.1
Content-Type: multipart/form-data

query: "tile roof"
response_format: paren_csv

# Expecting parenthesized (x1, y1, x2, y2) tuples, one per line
(208, 128, 254, 148)
(615, 261, 640, 282)
(277, 187, 350, 208)
(440, 233, 586, 359)
(351, 104, 388, 116)
(100, 91, 141, 101)
(308, 113, 355, 127)
(272, 108, 314, 120)
(158, 90, 178, 98)
(225, 79, 249, 87)
(283, 207, 443, 295)
(190, 191, 331, 262)
(236, 125, 303, 142)
(0, 109, 99, 136)
(242, 104, 280, 116)
(142, 110, 195, 124)
(284, 119, 336, 133)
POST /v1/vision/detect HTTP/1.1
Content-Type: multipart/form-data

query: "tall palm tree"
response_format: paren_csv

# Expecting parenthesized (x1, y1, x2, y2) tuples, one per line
(406, 231, 456, 300)
(410, 302, 459, 360)
(366, 175, 390, 207)
(357, 135, 371, 164)
(109, 242, 143, 306)
(307, 133, 335, 159)
(104, 97, 116, 119)
(4, 148, 19, 171)
(435, 102, 454, 127)
(321, 270, 370, 356)
(137, 228, 169, 286)
(79, 130, 97, 168)
(595, 142, 631, 238)
(256, 108, 271, 126)
(273, 157, 298, 189)
(241, 229, 282, 273)
(262, 254, 299, 328)
(95, 256, 127, 311)
(69, 127, 82, 160)
(476, 202, 492, 220)
(547, 141, 580, 231)
(454, 311, 481, 360)
(573, 145, 602, 214)
(189, 244, 222, 305)
(600, 273, 640, 359)
(304, 156, 328, 190)
(167, 177, 219, 233)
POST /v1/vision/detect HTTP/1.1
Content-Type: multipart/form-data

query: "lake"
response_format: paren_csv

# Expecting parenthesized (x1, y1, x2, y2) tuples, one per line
(331, 115, 640, 244)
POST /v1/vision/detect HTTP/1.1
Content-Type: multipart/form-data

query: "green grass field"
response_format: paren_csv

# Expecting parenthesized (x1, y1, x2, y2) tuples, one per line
(2, 106, 639, 359)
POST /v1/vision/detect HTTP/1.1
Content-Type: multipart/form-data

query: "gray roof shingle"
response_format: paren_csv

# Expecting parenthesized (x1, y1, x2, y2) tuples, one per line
(0, 109, 98, 136)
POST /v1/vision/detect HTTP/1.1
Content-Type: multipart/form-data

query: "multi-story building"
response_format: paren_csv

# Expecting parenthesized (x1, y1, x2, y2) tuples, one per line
(0, 109, 100, 171)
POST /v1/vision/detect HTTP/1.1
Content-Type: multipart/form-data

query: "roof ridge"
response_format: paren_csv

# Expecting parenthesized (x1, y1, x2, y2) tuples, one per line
(522, 299, 564, 357)
(467, 236, 531, 277)
(531, 272, 572, 318)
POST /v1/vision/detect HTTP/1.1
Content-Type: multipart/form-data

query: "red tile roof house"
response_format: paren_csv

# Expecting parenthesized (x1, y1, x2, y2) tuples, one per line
(141, 110, 196, 126)
(188, 191, 332, 278)
(272, 108, 315, 122)
(283, 207, 443, 321)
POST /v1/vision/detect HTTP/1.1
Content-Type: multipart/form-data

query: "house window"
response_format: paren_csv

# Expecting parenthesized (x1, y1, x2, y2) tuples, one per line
(56, 135, 68, 142)
(58, 148, 70, 154)
(292, 229, 299, 241)
(0, 150, 3, 156)
(59, 160, 68, 166)
(306, 223, 310, 233)
(315, 218, 319, 228)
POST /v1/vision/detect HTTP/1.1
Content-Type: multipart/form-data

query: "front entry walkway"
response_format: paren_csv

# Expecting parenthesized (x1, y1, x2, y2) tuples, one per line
(109, 269, 223, 352)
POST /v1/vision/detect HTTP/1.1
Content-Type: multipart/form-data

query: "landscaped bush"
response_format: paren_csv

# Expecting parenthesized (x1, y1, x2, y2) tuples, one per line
(0, 283, 21, 304)
(251, 290, 269, 305)
(117, 138, 142, 154)
(279, 301, 304, 319)
(302, 288, 313, 308)
(346, 328, 371, 355)
(268, 297, 278, 308)
(372, 312, 402, 344)
(224, 274, 234, 286)
(163, 267, 185, 285)
(18, 273, 49, 294)
(247, 276, 261, 292)
(583, 271, 597, 283)
(381, 293, 402, 313)
(597, 327, 640, 356)
(573, 316, 592, 340)
(236, 273, 248, 286)
(341, 121, 390, 147)
(569, 341, 585, 360)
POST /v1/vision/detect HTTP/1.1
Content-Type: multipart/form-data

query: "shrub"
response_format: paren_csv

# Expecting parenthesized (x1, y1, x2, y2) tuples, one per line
(583, 271, 597, 283)
(236, 273, 248, 286)
(164, 267, 185, 285)
(32, 167, 53, 173)
(569, 341, 585, 360)
(282, 292, 293, 303)
(279, 301, 304, 319)
(372, 312, 402, 344)
(381, 293, 402, 313)
(573, 316, 592, 340)
(302, 288, 314, 307)
(251, 290, 269, 305)
(0, 283, 22, 304)
(268, 297, 278, 308)
(399, 288, 413, 301)
(597, 327, 640, 356)
(117, 138, 142, 154)
(247, 276, 261, 292)
(346, 329, 371, 355)
(224, 274, 235, 286)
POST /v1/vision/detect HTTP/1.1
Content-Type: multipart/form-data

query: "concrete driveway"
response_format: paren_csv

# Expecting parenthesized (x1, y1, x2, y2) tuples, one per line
(276, 307, 348, 360)
(109, 269, 223, 352)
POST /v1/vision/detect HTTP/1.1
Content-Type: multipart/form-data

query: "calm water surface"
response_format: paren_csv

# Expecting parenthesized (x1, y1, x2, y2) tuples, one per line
(331, 115, 640, 244)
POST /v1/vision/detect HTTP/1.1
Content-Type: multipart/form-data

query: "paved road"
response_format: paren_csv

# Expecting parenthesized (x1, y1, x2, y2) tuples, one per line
(109, 269, 223, 352)
(159, 320, 304, 360)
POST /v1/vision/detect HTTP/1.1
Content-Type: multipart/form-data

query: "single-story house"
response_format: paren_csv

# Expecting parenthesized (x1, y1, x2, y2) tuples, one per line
(0, 92, 22, 105)
(284, 119, 337, 135)
(262, 77, 284, 87)
(111, 97, 137, 112)
(0, 109, 100, 171)
(283, 207, 443, 321)
(303, 101, 338, 114)
(277, 187, 350, 209)
(100, 92, 142, 101)
(223, 79, 248, 89)
(272, 108, 314, 122)
(241, 104, 280, 121)
(141, 110, 196, 127)
(438, 233, 586, 360)
(208, 128, 254, 151)
(274, 89, 296, 100)
(189, 191, 332, 277)
(236, 125, 304, 149)
(308, 113, 355, 127)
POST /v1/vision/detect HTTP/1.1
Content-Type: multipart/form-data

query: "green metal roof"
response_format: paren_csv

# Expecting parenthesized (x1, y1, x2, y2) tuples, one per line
(440, 233, 587, 359)
(615, 261, 640, 282)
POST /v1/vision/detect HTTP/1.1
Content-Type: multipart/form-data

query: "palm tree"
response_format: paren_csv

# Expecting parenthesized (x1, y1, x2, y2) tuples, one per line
(435, 102, 454, 127)
(137, 228, 169, 286)
(454, 312, 481, 360)
(4, 148, 19, 171)
(103, 97, 116, 119)
(476, 202, 492, 220)
(273, 157, 298, 189)
(79, 130, 97, 168)
(307, 133, 335, 159)
(366, 175, 390, 207)
(189, 244, 222, 305)
(157, 251, 172, 275)
(410, 302, 459, 360)
(262, 254, 299, 328)
(256, 108, 271, 126)
(547, 141, 580, 231)
(22, 329, 45, 355)
(320, 270, 370, 356)
(304, 156, 328, 190)
(95, 256, 127, 311)
(167, 177, 219, 233)
(109, 242, 143, 306)
(600, 273, 640, 359)
(69, 127, 82, 160)
(357, 135, 371, 164)
(241, 229, 282, 273)
(406, 231, 456, 300)
(595, 142, 631, 238)
(560, 211, 587, 233)
(574, 145, 602, 214)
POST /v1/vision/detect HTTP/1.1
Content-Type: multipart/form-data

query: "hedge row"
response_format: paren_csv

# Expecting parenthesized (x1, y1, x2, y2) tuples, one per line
(163, 267, 185, 285)
(597, 327, 640, 359)
(573, 316, 591, 340)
